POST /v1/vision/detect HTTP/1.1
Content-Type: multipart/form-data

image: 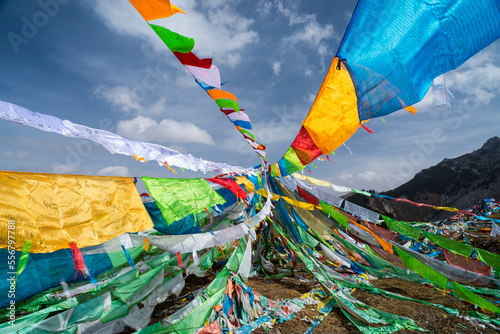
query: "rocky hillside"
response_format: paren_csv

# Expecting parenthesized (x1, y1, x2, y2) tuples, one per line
(346, 136, 500, 221)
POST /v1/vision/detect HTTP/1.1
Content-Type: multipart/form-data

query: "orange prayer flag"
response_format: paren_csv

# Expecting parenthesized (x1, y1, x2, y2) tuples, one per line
(352, 221, 393, 254)
(129, 0, 185, 21)
(207, 89, 238, 102)
(405, 105, 418, 115)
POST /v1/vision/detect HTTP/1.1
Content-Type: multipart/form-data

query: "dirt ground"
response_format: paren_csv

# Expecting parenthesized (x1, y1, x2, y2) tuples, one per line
(464, 231, 500, 254)
(7, 263, 499, 333)
(16, 231, 500, 334)
(130, 256, 500, 334)
(246, 274, 500, 334)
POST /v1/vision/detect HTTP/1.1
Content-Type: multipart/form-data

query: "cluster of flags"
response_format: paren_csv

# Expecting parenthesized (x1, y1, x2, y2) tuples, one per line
(129, 0, 267, 164)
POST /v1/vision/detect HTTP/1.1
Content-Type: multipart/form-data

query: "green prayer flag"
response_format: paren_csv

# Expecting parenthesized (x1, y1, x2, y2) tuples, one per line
(15, 240, 32, 283)
(225, 238, 246, 273)
(101, 300, 130, 323)
(163, 289, 225, 334)
(477, 248, 500, 270)
(452, 281, 500, 313)
(215, 99, 239, 112)
(341, 309, 423, 334)
(239, 128, 255, 141)
(423, 231, 473, 258)
(270, 165, 277, 178)
(142, 177, 226, 224)
(396, 247, 448, 290)
(383, 216, 421, 241)
(108, 245, 144, 268)
(352, 188, 371, 196)
(297, 228, 319, 249)
(199, 247, 221, 271)
(283, 147, 304, 174)
(114, 266, 164, 304)
(321, 203, 348, 228)
(149, 24, 194, 53)
(66, 295, 105, 327)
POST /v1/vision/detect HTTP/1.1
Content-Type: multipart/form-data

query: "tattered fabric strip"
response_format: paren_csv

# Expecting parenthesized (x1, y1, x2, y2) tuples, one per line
(291, 172, 494, 219)
(131, 188, 272, 254)
(0, 100, 252, 174)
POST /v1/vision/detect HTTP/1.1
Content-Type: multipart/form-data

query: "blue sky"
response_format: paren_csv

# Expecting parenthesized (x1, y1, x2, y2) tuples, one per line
(1, 0, 499, 193)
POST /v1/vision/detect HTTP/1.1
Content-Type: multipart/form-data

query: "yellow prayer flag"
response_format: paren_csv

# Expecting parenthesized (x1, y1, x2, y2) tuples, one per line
(281, 197, 315, 210)
(234, 176, 255, 193)
(292, 173, 331, 187)
(0, 171, 153, 253)
(434, 206, 459, 212)
(302, 58, 361, 155)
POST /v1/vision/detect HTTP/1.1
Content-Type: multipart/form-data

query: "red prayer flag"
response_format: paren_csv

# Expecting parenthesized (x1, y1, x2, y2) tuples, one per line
(206, 177, 248, 201)
(176, 252, 183, 267)
(297, 186, 320, 206)
(173, 51, 212, 69)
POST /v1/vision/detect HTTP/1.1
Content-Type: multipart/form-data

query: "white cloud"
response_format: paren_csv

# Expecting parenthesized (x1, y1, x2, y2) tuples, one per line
(253, 124, 297, 144)
(276, 0, 335, 50)
(3, 150, 29, 159)
(447, 46, 500, 107)
(148, 97, 169, 114)
(94, 85, 143, 114)
(257, 0, 273, 17)
(51, 164, 78, 174)
(97, 166, 130, 177)
(93, 85, 168, 116)
(117, 115, 214, 145)
(88, 0, 258, 67)
(343, 10, 353, 23)
(339, 173, 353, 181)
(272, 61, 281, 76)
(87, 1, 157, 47)
(357, 170, 377, 182)
(283, 20, 334, 55)
(275, 0, 336, 66)
(250, 106, 305, 145)
(226, 54, 242, 68)
(199, 0, 246, 10)
(276, 1, 315, 25)
(414, 89, 433, 112)
(175, 72, 198, 89)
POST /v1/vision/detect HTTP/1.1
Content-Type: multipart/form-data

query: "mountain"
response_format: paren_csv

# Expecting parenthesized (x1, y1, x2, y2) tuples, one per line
(345, 136, 500, 221)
